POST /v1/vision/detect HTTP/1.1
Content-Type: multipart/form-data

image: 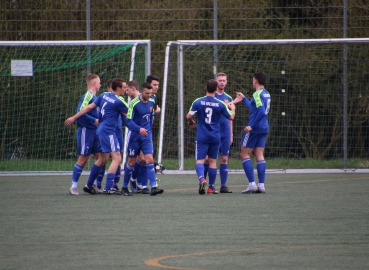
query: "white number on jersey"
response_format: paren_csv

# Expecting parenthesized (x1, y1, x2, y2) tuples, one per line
(205, 107, 213, 124)
(265, 99, 271, 115)
(101, 102, 107, 117)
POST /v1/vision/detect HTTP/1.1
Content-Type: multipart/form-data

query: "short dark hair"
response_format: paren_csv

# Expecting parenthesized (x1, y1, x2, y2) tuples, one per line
(141, 82, 152, 91)
(253, 72, 266, 85)
(146, 75, 160, 83)
(206, 79, 218, 93)
(106, 78, 114, 89)
(111, 78, 125, 91)
(127, 80, 140, 89)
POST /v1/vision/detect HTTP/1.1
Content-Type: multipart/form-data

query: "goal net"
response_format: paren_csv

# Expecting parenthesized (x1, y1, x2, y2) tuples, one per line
(158, 39, 369, 170)
(0, 40, 150, 172)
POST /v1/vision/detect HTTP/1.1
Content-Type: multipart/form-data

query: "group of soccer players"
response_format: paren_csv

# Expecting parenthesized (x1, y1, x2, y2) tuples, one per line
(187, 71, 271, 195)
(65, 71, 271, 196)
(65, 74, 164, 196)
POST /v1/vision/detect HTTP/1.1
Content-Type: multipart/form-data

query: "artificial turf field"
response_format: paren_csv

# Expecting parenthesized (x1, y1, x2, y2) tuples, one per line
(0, 173, 368, 270)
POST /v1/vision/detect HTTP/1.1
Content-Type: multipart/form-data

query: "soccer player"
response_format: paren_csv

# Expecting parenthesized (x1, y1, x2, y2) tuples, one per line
(65, 78, 147, 196)
(204, 72, 234, 194)
(126, 80, 146, 193)
(123, 82, 164, 196)
(94, 79, 125, 191)
(69, 73, 101, 196)
(128, 76, 161, 194)
(187, 79, 235, 195)
(232, 72, 271, 194)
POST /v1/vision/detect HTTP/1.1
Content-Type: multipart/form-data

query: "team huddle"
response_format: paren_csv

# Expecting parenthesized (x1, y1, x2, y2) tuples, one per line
(64, 72, 271, 196)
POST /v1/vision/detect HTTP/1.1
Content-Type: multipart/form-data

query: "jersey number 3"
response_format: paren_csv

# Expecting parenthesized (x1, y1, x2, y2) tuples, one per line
(205, 107, 213, 124)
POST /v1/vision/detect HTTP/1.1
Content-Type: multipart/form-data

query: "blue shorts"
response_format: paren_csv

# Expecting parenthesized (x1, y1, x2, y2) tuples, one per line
(196, 140, 220, 160)
(76, 127, 100, 155)
(241, 132, 268, 149)
(98, 131, 121, 153)
(116, 128, 124, 154)
(219, 135, 230, 156)
(126, 131, 153, 157)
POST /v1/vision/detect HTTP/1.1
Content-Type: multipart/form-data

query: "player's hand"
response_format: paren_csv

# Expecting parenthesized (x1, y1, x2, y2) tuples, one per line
(94, 119, 99, 127)
(155, 105, 161, 114)
(187, 119, 196, 128)
(139, 128, 148, 136)
(244, 126, 252, 133)
(233, 92, 244, 104)
(228, 102, 236, 111)
(64, 117, 75, 126)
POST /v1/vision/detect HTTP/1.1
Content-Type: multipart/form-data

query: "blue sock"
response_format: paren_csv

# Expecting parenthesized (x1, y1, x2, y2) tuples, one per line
(113, 166, 121, 188)
(208, 168, 217, 187)
(104, 173, 115, 190)
(257, 160, 266, 184)
(146, 163, 157, 187)
(242, 158, 255, 183)
(219, 164, 228, 187)
(96, 165, 105, 188)
(131, 160, 142, 181)
(86, 164, 102, 188)
(123, 164, 134, 188)
(139, 163, 148, 187)
(195, 163, 204, 181)
(204, 163, 209, 179)
(72, 164, 83, 183)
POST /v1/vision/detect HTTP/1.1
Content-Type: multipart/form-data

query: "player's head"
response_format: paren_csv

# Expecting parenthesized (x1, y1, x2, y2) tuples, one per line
(106, 78, 114, 92)
(146, 75, 160, 94)
(86, 73, 101, 92)
(206, 79, 218, 94)
(127, 80, 140, 98)
(216, 72, 227, 91)
(112, 78, 127, 96)
(140, 82, 152, 101)
(253, 72, 266, 88)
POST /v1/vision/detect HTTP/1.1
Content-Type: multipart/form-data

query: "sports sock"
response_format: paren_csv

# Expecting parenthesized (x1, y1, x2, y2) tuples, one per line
(242, 158, 255, 183)
(257, 160, 266, 184)
(95, 165, 105, 188)
(123, 164, 134, 188)
(208, 167, 217, 187)
(203, 163, 209, 179)
(71, 164, 84, 187)
(131, 160, 142, 181)
(104, 173, 115, 190)
(136, 162, 145, 186)
(219, 163, 228, 187)
(146, 163, 157, 187)
(86, 164, 102, 188)
(195, 163, 205, 181)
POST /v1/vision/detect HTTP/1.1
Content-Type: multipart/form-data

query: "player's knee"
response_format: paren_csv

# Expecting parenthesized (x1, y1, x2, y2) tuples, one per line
(220, 156, 228, 164)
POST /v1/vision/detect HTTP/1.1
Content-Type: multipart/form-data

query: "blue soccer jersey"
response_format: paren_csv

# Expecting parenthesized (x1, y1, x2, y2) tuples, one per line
(215, 92, 233, 139)
(76, 90, 99, 129)
(245, 88, 271, 134)
(188, 96, 232, 143)
(126, 96, 155, 133)
(93, 92, 129, 134)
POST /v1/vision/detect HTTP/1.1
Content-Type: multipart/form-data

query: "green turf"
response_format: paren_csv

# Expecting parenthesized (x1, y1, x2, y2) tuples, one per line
(1, 157, 369, 171)
(0, 173, 368, 269)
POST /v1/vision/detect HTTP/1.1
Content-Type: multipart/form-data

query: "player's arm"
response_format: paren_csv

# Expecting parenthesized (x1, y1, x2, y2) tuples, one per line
(121, 114, 148, 136)
(65, 103, 97, 126)
(247, 93, 268, 131)
(224, 102, 235, 121)
(186, 112, 196, 128)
